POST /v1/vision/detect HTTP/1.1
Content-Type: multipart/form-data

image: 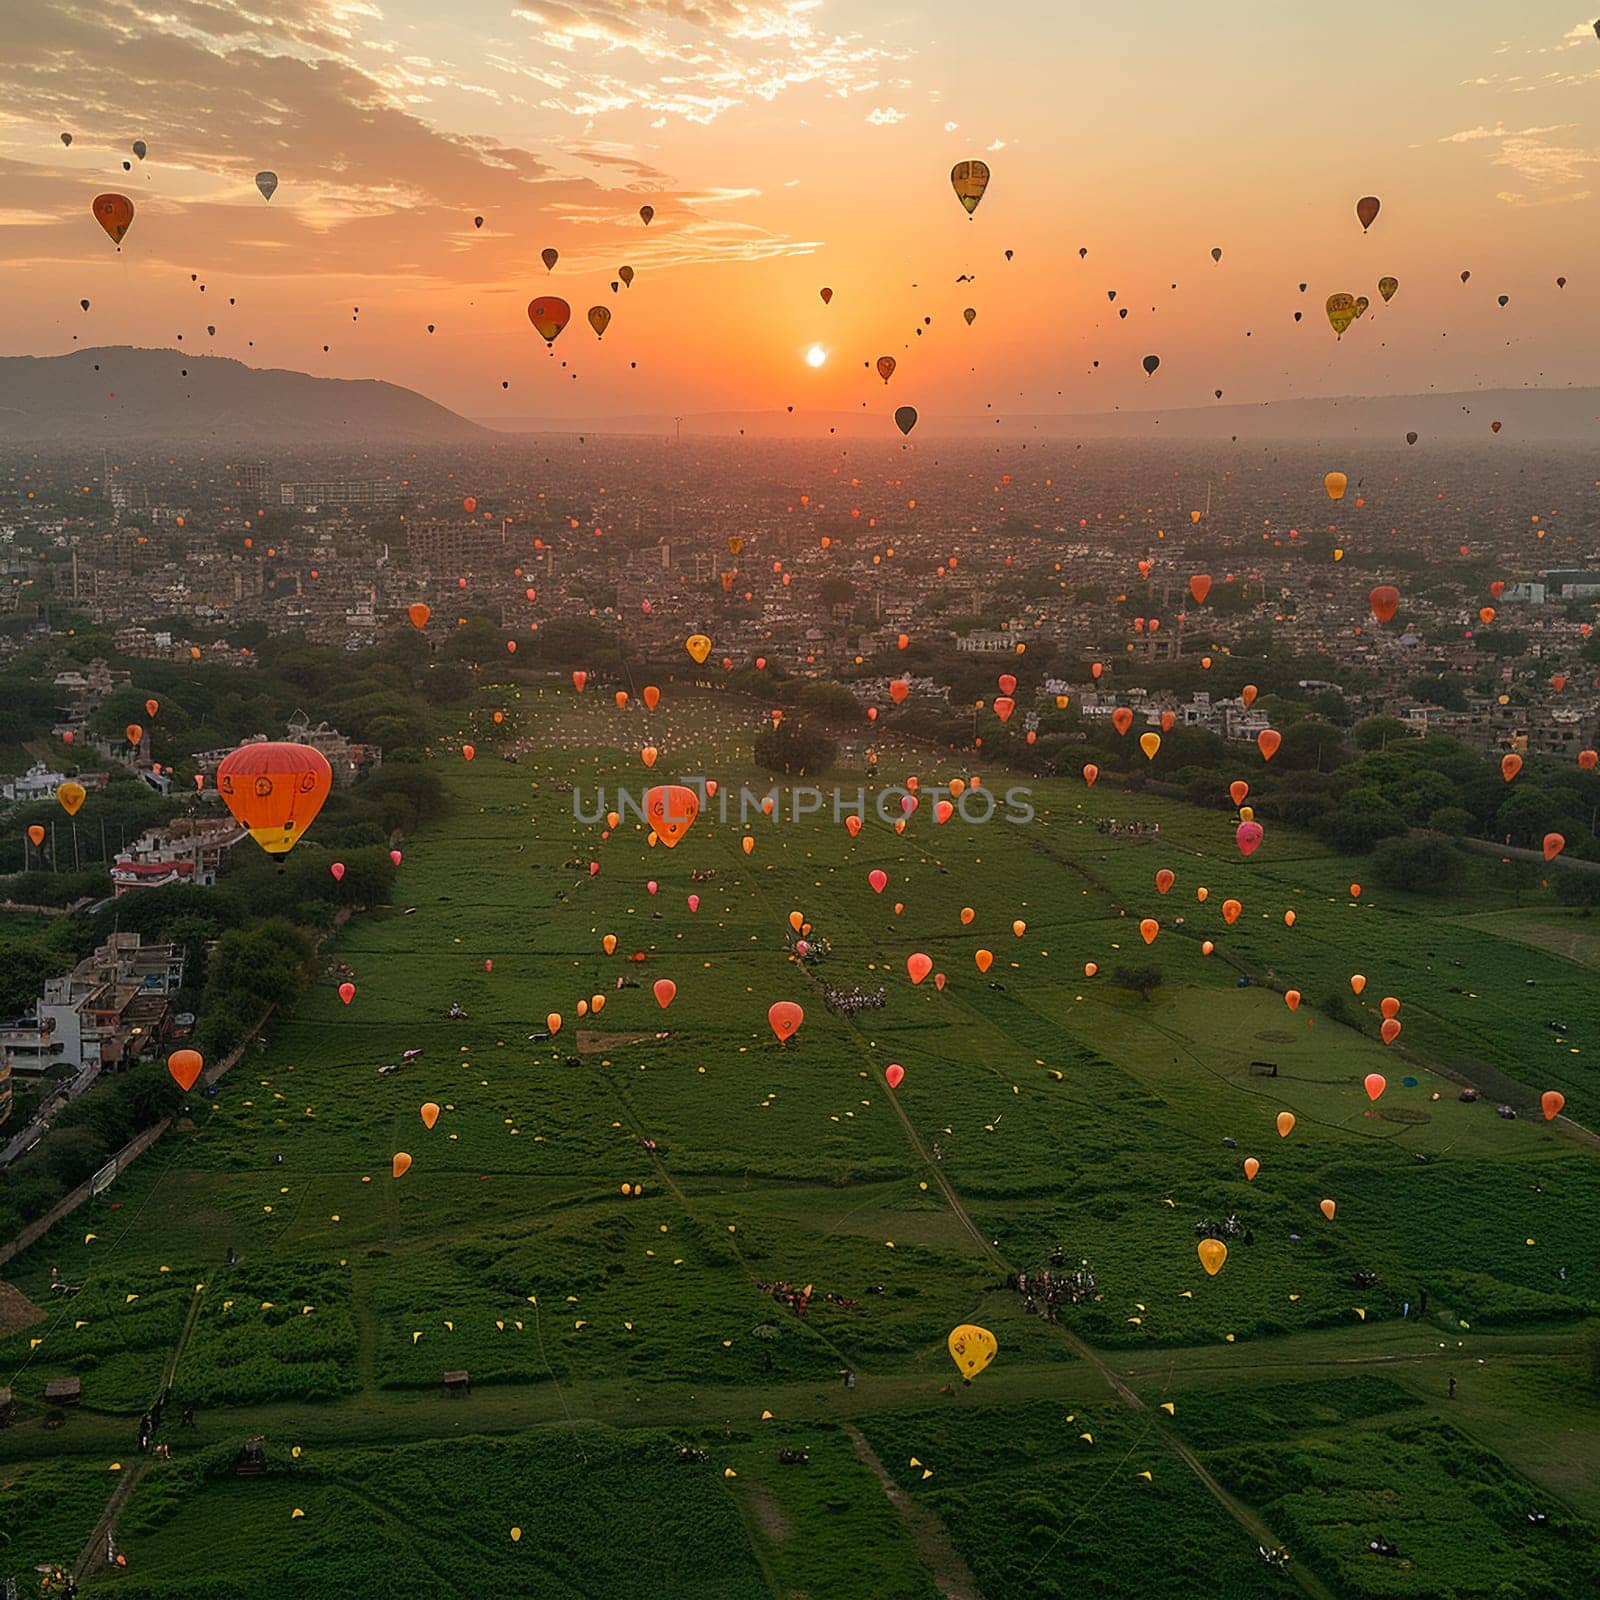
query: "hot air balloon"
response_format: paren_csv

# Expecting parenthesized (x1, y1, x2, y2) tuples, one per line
(653, 978, 677, 1009)
(1236, 821, 1263, 856)
(907, 953, 933, 984)
(1319, 1199, 1337, 1221)
(1257, 729, 1281, 761)
(639, 205, 654, 225)
(1276, 1111, 1295, 1137)
(92, 193, 135, 245)
(339, 981, 356, 1005)
(1188, 573, 1212, 605)
(216, 742, 333, 856)
(947, 1323, 997, 1379)
(1542, 1091, 1565, 1121)
(1364, 1073, 1386, 1102)
(820, 287, 833, 304)
(894, 406, 918, 436)
(950, 160, 991, 216)
(1142, 355, 1161, 376)
(421, 1102, 440, 1129)
(407, 603, 430, 629)
(255, 171, 279, 201)
(56, 780, 86, 817)
(1369, 585, 1400, 624)
(1501, 753, 1523, 782)
(167, 1049, 203, 1092)
(886, 1064, 905, 1089)
(768, 1001, 804, 1043)
(685, 633, 712, 665)
(637, 783, 699, 851)
(1543, 833, 1565, 862)
(392, 1152, 412, 1179)
(588, 305, 612, 338)
(1325, 293, 1358, 338)
(1324, 471, 1348, 501)
(963, 306, 976, 325)
(619, 265, 635, 287)
(1243, 1157, 1260, 1181)
(1355, 196, 1381, 231)
(541, 247, 559, 272)
(877, 356, 896, 384)
(1197, 1239, 1227, 1276)
(1139, 732, 1161, 760)
(1378, 276, 1398, 303)
(528, 297, 571, 344)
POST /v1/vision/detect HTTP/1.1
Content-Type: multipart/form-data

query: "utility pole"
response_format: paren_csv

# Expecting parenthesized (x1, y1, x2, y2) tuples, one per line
(674, 416, 683, 446)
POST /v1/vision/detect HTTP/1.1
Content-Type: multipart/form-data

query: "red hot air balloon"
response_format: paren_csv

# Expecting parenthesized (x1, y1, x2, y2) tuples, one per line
(92, 193, 135, 245)
(1369, 585, 1401, 624)
(528, 297, 571, 345)
(1236, 820, 1264, 856)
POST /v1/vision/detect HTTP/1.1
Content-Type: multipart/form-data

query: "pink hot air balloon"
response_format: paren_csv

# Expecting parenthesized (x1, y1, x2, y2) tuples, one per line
(886, 1064, 905, 1089)
(330, 861, 346, 881)
(1236, 820, 1264, 857)
(869, 869, 889, 894)
(389, 849, 402, 865)
(588, 861, 600, 877)
(338, 982, 356, 1005)
(687, 894, 700, 913)
(934, 972, 947, 991)
(647, 880, 659, 895)
(906, 952, 933, 984)
(794, 939, 810, 958)
(484, 959, 493, 972)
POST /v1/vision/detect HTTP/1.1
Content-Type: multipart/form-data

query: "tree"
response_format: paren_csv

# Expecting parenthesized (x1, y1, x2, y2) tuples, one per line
(1370, 832, 1466, 895)
(1354, 716, 1412, 752)
(796, 680, 865, 726)
(754, 720, 837, 776)
(1112, 964, 1163, 1002)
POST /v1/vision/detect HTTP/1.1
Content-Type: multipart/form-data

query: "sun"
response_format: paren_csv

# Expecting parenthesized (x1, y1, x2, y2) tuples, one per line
(805, 344, 827, 368)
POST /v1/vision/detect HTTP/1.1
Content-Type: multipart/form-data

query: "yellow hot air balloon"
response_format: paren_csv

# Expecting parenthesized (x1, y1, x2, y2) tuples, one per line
(1197, 1238, 1227, 1276)
(685, 633, 712, 665)
(1325, 293, 1358, 338)
(1139, 732, 1161, 760)
(56, 780, 87, 817)
(947, 1322, 998, 1379)
(950, 160, 991, 216)
(1324, 471, 1348, 501)
(588, 305, 612, 338)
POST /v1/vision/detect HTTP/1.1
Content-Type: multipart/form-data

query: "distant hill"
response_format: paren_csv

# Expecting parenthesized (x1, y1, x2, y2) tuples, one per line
(0, 348, 486, 446)
(478, 388, 1600, 443)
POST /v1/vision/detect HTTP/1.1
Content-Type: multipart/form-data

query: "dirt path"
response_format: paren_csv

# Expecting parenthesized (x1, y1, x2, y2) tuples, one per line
(845, 1423, 981, 1600)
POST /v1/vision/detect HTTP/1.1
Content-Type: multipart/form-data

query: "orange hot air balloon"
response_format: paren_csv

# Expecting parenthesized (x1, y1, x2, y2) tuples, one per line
(1541, 1090, 1565, 1121)
(125, 724, 143, 746)
(528, 297, 571, 344)
(1478, 607, 1496, 626)
(1381, 1018, 1402, 1044)
(1283, 909, 1296, 928)
(1276, 1111, 1295, 1137)
(1501, 753, 1522, 782)
(1379, 996, 1400, 1019)
(602, 934, 618, 955)
(1139, 732, 1161, 760)
(408, 603, 431, 629)
(614, 691, 629, 708)
(1241, 684, 1258, 708)
(461, 744, 475, 761)
(144, 698, 160, 719)
(1257, 729, 1281, 761)
(1188, 574, 1212, 605)
(1012, 920, 1026, 938)
(1349, 883, 1361, 899)
(27, 824, 45, 847)
(1083, 763, 1099, 787)
(217, 742, 333, 857)
(56, 780, 86, 817)
(1155, 870, 1175, 895)
(877, 355, 896, 384)
(1285, 990, 1301, 1011)
(653, 978, 677, 1009)
(1542, 833, 1565, 862)
(907, 952, 933, 984)
(1319, 1199, 1337, 1221)
(889, 679, 910, 705)
(1229, 780, 1249, 807)
(1111, 708, 1134, 736)
(92, 193, 135, 244)
(572, 670, 588, 692)
(1243, 1157, 1260, 1181)
(1197, 1238, 1227, 1276)
(1139, 918, 1158, 945)
(1350, 974, 1366, 995)
(768, 1001, 804, 1042)
(1196, 887, 1209, 903)
(642, 685, 661, 710)
(392, 1153, 412, 1179)
(1222, 898, 1242, 925)
(974, 948, 994, 973)
(994, 696, 1016, 723)
(1579, 750, 1598, 771)
(167, 1049, 203, 1092)
(1324, 471, 1348, 501)
(640, 746, 658, 768)
(1368, 585, 1400, 624)
(547, 1012, 563, 1035)
(1364, 1073, 1386, 1102)
(646, 784, 699, 847)
(421, 1102, 440, 1129)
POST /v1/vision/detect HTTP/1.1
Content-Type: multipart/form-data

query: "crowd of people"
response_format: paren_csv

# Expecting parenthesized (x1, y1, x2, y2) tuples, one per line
(753, 1279, 862, 1319)
(1007, 1251, 1098, 1321)
(1095, 818, 1163, 839)
(823, 983, 886, 1017)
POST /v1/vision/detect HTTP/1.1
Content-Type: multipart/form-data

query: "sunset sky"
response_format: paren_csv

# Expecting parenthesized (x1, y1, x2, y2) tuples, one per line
(4, 0, 1600, 421)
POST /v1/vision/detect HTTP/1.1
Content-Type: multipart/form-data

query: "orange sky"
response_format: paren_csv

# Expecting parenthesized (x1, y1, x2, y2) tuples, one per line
(5, 1, 1600, 420)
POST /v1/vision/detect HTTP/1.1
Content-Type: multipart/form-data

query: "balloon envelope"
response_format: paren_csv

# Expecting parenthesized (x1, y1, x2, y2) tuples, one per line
(947, 1322, 998, 1378)
(216, 741, 332, 856)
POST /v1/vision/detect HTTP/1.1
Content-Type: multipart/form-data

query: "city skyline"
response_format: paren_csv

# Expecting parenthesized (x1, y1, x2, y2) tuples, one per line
(3, 1, 1600, 424)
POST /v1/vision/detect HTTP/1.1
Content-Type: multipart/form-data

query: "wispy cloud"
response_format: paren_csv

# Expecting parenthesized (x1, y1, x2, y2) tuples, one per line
(865, 106, 906, 126)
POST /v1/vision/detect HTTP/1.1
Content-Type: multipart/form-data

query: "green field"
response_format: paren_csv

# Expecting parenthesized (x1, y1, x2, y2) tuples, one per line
(3, 685, 1598, 1598)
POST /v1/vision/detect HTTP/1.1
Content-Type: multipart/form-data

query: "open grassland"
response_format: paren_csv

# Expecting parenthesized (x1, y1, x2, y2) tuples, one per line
(3, 684, 1597, 1597)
